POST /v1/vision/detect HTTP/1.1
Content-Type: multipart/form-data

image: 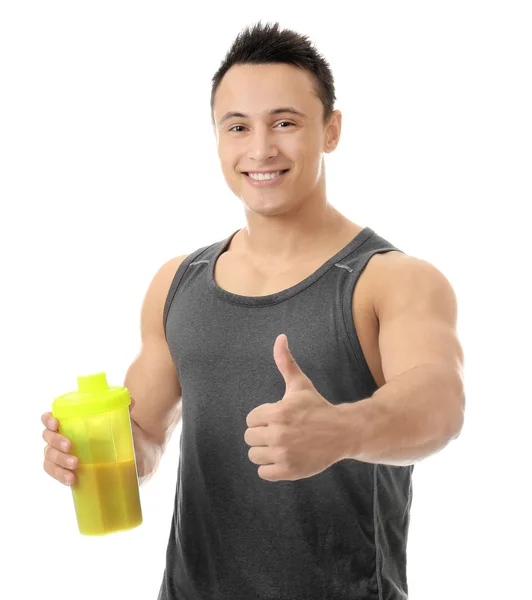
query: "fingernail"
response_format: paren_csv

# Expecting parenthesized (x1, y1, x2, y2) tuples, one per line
(61, 441, 69, 451)
(67, 457, 76, 467)
(48, 419, 56, 429)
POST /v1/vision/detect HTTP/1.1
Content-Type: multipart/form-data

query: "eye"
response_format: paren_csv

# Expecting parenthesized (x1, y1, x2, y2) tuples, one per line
(228, 121, 295, 133)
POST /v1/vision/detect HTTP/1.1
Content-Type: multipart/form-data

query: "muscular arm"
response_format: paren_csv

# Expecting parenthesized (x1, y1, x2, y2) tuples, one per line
(125, 255, 188, 485)
(339, 256, 465, 466)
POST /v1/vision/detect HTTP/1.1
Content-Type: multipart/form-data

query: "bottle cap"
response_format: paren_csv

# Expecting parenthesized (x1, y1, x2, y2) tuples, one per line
(52, 372, 130, 420)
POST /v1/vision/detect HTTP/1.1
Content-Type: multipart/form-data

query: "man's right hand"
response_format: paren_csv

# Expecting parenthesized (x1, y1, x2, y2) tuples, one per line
(41, 397, 136, 486)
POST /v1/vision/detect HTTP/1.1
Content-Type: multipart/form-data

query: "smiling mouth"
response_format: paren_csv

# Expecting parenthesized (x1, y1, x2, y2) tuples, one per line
(243, 169, 290, 178)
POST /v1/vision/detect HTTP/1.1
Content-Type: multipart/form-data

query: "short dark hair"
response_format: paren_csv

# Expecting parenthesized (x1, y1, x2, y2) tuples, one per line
(211, 21, 336, 124)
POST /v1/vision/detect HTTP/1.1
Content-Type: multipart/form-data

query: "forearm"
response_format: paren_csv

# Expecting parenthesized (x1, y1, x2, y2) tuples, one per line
(337, 363, 465, 466)
(130, 419, 164, 486)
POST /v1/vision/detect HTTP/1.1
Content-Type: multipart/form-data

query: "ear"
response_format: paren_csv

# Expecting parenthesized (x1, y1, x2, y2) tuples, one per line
(324, 109, 342, 153)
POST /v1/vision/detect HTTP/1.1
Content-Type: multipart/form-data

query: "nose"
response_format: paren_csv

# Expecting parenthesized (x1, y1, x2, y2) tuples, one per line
(246, 125, 279, 161)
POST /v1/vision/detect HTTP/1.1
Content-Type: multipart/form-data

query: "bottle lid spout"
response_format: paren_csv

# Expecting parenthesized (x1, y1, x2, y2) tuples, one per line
(77, 373, 109, 395)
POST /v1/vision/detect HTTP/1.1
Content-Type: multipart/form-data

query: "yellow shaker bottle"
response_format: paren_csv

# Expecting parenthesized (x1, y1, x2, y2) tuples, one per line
(52, 372, 143, 536)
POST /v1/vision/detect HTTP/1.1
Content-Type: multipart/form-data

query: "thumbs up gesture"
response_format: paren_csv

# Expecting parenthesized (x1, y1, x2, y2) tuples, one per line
(245, 334, 347, 482)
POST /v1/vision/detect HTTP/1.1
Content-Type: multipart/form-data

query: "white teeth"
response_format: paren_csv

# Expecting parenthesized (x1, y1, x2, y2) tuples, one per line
(248, 171, 283, 181)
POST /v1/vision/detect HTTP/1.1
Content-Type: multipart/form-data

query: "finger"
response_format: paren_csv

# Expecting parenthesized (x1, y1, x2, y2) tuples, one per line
(43, 458, 77, 486)
(42, 428, 72, 453)
(129, 396, 136, 412)
(44, 444, 78, 470)
(248, 446, 276, 466)
(41, 412, 58, 431)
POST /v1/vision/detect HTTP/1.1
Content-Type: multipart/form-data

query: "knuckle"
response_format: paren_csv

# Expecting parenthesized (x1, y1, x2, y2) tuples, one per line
(46, 445, 57, 463)
(47, 445, 64, 466)
(51, 464, 61, 481)
(270, 427, 285, 445)
(44, 459, 61, 483)
(53, 464, 68, 485)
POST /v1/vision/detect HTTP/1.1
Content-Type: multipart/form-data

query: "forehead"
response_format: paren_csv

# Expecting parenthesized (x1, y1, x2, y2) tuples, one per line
(213, 63, 321, 119)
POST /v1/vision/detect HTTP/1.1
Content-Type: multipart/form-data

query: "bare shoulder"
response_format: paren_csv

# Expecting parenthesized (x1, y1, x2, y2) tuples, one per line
(370, 251, 458, 324)
(141, 254, 191, 339)
(155, 254, 191, 289)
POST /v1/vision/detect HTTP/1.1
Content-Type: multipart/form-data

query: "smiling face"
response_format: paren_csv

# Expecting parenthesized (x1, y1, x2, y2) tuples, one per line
(212, 63, 341, 217)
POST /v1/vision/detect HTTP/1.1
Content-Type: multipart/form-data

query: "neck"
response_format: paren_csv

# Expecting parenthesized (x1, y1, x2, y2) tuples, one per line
(239, 186, 353, 262)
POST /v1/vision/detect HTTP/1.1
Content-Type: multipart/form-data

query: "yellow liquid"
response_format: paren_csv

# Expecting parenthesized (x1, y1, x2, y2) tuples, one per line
(72, 459, 143, 536)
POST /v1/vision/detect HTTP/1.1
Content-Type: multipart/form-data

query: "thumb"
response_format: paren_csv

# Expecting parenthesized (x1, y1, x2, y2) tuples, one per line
(273, 334, 312, 392)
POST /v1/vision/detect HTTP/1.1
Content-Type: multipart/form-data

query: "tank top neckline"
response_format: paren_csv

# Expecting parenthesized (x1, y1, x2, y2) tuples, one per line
(208, 226, 374, 307)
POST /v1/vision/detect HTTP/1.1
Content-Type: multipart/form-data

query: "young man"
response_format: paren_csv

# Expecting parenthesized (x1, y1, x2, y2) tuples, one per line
(42, 22, 465, 600)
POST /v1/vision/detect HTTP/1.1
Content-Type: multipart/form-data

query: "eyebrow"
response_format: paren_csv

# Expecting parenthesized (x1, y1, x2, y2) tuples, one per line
(217, 107, 308, 125)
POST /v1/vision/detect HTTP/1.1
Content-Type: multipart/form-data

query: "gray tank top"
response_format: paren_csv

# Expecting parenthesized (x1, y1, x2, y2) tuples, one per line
(159, 226, 413, 600)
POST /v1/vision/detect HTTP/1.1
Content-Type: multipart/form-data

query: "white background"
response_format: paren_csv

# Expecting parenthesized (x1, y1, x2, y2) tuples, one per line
(1, 1, 530, 599)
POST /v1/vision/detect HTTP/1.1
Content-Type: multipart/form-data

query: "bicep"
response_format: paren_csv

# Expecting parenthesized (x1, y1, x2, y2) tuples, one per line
(124, 255, 188, 445)
(376, 257, 464, 383)
(124, 336, 182, 447)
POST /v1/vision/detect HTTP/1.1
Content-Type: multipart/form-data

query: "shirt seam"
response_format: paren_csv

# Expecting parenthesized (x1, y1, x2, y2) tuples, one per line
(374, 463, 384, 600)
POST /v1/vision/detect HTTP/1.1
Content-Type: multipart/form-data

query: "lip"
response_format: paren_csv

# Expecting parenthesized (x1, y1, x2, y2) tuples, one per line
(243, 169, 290, 187)
(244, 169, 289, 174)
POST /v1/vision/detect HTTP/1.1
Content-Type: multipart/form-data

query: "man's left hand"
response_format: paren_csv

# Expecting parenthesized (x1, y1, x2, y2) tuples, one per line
(245, 334, 347, 482)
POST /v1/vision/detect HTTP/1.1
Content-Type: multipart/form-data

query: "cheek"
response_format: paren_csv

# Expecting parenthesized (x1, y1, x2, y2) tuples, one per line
(219, 145, 242, 171)
(287, 135, 319, 164)
(217, 136, 233, 156)
(218, 150, 237, 174)
(280, 135, 303, 156)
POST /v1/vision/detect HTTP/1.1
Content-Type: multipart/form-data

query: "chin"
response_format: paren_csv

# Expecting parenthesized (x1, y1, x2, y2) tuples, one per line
(240, 195, 293, 217)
